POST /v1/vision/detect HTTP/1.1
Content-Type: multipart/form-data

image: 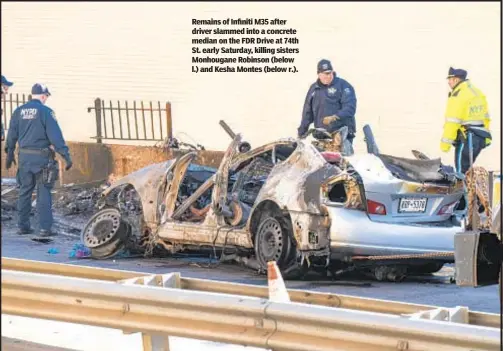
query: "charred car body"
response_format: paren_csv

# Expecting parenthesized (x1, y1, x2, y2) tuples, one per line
(82, 122, 466, 281)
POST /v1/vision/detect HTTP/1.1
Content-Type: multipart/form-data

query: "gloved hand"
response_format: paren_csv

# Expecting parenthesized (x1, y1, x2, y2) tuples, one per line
(485, 138, 492, 148)
(64, 155, 73, 171)
(323, 115, 339, 126)
(440, 141, 451, 152)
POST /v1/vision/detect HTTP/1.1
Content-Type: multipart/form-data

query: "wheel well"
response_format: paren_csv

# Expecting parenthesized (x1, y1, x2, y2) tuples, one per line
(249, 200, 292, 243)
(104, 183, 143, 208)
(102, 183, 146, 235)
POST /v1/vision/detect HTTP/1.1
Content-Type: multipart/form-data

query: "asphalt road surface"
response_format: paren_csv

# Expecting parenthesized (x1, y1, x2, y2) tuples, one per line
(1, 209, 500, 315)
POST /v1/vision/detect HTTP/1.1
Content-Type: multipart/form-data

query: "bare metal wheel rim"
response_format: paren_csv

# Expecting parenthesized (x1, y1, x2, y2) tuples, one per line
(82, 208, 123, 248)
(259, 218, 283, 262)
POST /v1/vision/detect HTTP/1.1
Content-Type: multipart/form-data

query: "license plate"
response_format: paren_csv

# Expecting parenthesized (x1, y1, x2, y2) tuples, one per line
(399, 197, 427, 213)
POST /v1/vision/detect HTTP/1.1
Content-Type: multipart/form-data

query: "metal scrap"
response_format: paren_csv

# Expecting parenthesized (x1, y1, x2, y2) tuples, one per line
(56, 187, 105, 216)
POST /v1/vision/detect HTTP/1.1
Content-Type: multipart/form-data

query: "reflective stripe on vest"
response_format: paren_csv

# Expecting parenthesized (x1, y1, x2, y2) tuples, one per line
(441, 137, 455, 145)
(446, 117, 463, 124)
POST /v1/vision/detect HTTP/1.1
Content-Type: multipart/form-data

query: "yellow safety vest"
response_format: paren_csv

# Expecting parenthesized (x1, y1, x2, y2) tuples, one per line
(441, 80, 491, 149)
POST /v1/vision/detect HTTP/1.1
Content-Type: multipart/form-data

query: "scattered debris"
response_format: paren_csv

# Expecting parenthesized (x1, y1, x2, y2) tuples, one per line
(31, 237, 54, 244)
(54, 186, 107, 216)
(69, 243, 91, 258)
(1, 184, 17, 221)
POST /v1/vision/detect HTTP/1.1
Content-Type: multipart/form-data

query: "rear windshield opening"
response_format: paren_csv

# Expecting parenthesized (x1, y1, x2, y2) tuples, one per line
(328, 183, 347, 203)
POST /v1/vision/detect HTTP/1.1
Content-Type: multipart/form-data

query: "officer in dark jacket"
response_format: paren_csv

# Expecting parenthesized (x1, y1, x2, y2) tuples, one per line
(297, 59, 357, 144)
(1, 75, 14, 141)
(5, 83, 73, 237)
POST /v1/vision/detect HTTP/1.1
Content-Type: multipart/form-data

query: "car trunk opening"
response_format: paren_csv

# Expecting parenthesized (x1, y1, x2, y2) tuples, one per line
(377, 154, 457, 186)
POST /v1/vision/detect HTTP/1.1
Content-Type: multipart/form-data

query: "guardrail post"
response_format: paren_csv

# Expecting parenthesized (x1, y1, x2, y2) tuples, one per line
(142, 334, 170, 351)
(93, 97, 103, 144)
(118, 273, 180, 351)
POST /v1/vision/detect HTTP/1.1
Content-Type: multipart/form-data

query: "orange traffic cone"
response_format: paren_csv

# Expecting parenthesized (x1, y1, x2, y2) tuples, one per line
(267, 261, 291, 303)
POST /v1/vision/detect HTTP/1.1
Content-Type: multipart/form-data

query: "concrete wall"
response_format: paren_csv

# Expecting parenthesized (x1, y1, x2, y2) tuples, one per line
(1, 2, 500, 170)
(0, 141, 224, 186)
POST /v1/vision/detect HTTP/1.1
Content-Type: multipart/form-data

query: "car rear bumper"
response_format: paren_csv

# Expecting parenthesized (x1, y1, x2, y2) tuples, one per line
(327, 206, 460, 261)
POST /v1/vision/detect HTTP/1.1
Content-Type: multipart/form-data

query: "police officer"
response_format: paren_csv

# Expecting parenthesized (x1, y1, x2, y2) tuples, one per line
(297, 59, 357, 147)
(440, 67, 491, 174)
(1, 75, 14, 141)
(5, 83, 73, 237)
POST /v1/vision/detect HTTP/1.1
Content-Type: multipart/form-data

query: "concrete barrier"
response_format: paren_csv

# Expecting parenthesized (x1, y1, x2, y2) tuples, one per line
(0, 141, 224, 187)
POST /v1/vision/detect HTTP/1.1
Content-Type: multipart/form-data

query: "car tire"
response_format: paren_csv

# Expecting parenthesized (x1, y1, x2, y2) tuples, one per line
(82, 208, 132, 259)
(91, 236, 126, 259)
(254, 214, 306, 280)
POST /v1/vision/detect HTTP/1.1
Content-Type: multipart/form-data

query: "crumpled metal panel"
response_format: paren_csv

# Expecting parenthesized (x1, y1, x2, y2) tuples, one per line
(247, 140, 341, 253)
(290, 211, 331, 251)
(101, 160, 174, 226)
(157, 223, 253, 248)
(253, 140, 340, 214)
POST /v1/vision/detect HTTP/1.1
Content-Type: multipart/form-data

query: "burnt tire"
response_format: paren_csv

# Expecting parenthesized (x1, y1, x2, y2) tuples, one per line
(90, 236, 126, 260)
(254, 214, 307, 280)
(82, 208, 131, 259)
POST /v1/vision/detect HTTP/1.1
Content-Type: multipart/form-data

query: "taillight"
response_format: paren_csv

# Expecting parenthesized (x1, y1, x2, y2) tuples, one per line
(367, 200, 387, 215)
(321, 151, 342, 163)
(437, 201, 458, 215)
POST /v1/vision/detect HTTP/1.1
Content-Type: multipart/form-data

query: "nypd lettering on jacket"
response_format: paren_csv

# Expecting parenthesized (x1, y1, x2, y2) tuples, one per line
(298, 73, 357, 137)
(6, 99, 69, 158)
(20, 108, 38, 120)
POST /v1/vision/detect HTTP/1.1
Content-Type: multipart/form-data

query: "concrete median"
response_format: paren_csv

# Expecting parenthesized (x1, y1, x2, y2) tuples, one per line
(0, 141, 224, 187)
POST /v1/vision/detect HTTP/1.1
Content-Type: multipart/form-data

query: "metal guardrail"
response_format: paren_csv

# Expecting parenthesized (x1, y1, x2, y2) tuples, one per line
(2, 269, 500, 351)
(1, 257, 499, 330)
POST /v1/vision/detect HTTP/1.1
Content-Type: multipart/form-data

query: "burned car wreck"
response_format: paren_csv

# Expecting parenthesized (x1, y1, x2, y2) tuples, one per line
(82, 122, 466, 281)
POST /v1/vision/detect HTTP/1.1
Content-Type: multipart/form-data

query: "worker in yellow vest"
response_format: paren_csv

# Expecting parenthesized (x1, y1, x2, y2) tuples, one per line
(440, 67, 491, 174)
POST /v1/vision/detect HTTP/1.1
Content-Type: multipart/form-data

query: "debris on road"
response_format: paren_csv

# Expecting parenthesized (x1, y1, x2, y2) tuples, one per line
(55, 187, 104, 216)
(68, 243, 91, 259)
(31, 237, 54, 244)
(2, 178, 111, 220)
(1, 178, 113, 244)
(2, 179, 18, 221)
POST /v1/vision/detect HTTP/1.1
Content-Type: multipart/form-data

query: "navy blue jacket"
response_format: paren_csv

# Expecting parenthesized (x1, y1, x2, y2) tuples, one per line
(6, 99, 70, 159)
(298, 73, 357, 137)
